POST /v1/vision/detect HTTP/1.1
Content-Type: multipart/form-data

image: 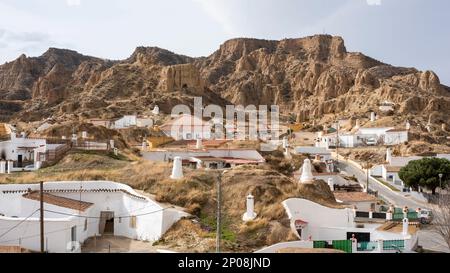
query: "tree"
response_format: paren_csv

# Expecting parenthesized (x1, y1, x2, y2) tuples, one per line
(432, 194, 450, 250)
(399, 158, 450, 195)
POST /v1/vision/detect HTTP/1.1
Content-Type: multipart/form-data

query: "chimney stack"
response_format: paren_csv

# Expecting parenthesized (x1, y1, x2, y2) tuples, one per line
(170, 157, 184, 180)
(242, 194, 257, 222)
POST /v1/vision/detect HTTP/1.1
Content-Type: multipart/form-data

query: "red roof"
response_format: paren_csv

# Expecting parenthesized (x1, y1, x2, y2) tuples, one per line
(23, 191, 94, 212)
(295, 219, 308, 226)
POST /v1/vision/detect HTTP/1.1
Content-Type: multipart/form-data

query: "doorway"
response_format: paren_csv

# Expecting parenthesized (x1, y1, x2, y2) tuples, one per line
(17, 155, 23, 168)
(347, 232, 370, 242)
(99, 212, 115, 235)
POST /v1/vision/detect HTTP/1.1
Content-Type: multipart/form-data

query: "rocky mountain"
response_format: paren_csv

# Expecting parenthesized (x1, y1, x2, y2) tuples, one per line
(0, 35, 449, 132)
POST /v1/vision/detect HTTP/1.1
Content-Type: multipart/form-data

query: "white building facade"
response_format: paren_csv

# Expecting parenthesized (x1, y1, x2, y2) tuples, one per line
(0, 181, 185, 253)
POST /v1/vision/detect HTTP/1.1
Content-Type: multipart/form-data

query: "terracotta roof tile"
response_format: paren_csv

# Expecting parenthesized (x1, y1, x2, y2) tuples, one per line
(23, 191, 94, 212)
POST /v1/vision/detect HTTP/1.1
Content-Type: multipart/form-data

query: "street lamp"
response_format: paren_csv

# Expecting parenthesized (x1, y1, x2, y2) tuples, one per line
(439, 173, 443, 193)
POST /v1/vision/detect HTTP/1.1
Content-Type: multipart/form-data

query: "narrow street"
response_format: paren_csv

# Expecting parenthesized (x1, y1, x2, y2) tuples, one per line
(337, 161, 429, 209)
(337, 160, 450, 252)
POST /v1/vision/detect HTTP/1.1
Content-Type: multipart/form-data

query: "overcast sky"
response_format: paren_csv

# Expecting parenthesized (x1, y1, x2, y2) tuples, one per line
(0, 0, 449, 84)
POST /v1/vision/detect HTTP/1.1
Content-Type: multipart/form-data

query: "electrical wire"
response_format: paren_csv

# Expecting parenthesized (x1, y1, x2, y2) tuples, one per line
(44, 206, 173, 219)
(0, 209, 39, 240)
(0, 204, 174, 245)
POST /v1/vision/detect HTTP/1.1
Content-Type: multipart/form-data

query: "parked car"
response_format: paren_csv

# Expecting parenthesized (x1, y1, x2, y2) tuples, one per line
(418, 209, 433, 224)
(366, 138, 377, 146)
(23, 164, 35, 171)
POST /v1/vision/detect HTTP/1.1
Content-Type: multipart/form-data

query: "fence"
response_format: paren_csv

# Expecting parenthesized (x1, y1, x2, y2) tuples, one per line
(383, 240, 405, 251)
(313, 240, 352, 253)
(372, 212, 386, 219)
(332, 240, 352, 253)
(357, 241, 378, 252)
(355, 211, 370, 218)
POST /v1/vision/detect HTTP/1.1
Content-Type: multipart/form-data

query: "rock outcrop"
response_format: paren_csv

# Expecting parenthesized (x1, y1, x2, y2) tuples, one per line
(0, 35, 448, 132)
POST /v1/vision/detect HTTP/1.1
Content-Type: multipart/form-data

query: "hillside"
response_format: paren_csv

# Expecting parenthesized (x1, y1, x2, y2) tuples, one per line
(0, 35, 448, 133)
(0, 151, 339, 252)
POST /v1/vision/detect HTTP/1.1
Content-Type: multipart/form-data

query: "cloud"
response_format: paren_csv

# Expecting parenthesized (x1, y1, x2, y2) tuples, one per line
(366, 0, 382, 6)
(66, 0, 81, 7)
(0, 28, 54, 63)
(193, 0, 237, 35)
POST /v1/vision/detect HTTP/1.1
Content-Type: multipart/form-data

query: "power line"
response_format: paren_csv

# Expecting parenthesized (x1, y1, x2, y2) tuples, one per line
(0, 205, 174, 245)
(0, 209, 39, 240)
(43, 206, 173, 219)
(0, 218, 101, 245)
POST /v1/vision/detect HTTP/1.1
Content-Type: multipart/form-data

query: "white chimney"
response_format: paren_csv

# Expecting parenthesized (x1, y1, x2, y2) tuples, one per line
(141, 141, 147, 151)
(110, 139, 115, 149)
(61, 136, 67, 140)
(196, 138, 203, 149)
(7, 161, 13, 174)
(354, 119, 360, 130)
(35, 161, 42, 170)
(328, 178, 334, 191)
(386, 148, 392, 164)
(170, 157, 184, 180)
(370, 112, 376, 122)
(21, 132, 26, 138)
(300, 159, 314, 184)
(405, 120, 411, 130)
(0, 161, 6, 174)
(81, 131, 88, 139)
(402, 218, 409, 236)
(152, 105, 160, 115)
(242, 194, 257, 222)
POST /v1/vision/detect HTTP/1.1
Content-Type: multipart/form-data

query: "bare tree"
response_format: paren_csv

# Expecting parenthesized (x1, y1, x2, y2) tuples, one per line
(432, 194, 450, 249)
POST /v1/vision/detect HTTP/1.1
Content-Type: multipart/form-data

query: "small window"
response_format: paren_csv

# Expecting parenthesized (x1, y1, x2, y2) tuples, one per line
(130, 216, 137, 229)
(84, 218, 88, 231)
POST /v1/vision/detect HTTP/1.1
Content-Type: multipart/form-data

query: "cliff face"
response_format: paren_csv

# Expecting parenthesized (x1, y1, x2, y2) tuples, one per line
(195, 35, 449, 125)
(0, 35, 449, 130)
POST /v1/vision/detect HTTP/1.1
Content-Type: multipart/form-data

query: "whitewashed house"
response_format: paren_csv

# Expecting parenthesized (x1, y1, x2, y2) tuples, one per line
(0, 133, 47, 171)
(316, 127, 408, 149)
(282, 198, 418, 252)
(136, 117, 154, 128)
(114, 115, 137, 129)
(160, 114, 211, 140)
(143, 149, 265, 169)
(295, 146, 332, 162)
(0, 181, 185, 253)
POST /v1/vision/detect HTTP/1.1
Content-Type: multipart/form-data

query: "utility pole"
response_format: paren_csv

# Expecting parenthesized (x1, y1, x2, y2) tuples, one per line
(39, 181, 45, 253)
(216, 172, 222, 253)
(366, 165, 369, 193)
(336, 118, 340, 166)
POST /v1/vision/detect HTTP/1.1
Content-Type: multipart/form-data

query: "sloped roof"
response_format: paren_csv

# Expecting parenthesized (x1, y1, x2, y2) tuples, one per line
(23, 191, 94, 212)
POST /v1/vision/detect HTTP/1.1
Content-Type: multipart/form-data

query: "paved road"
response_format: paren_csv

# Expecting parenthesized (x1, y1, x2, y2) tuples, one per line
(337, 161, 430, 209)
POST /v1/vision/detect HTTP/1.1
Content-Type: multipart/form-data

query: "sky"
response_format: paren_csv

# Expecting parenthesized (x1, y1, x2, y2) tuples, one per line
(0, 0, 449, 85)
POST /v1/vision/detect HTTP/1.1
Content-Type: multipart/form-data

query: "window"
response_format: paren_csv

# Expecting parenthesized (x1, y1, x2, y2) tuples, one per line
(84, 218, 88, 231)
(130, 216, 137, 229)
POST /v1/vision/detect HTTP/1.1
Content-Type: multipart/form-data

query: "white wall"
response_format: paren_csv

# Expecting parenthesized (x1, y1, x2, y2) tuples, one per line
(358, 128, 394, 137)
(254, 241, 314, 253)
(114, 116, 137, 129)
(0, 181, 185, 252)
(370, 165, 383, 177)
(385, 131, 408, 146)
(282, 198, 355, 241)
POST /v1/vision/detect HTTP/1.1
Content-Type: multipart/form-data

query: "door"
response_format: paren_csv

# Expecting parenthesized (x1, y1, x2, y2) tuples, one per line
(347, 232, 370, 242)
(71, 226, 77, 242)
(17, 155, 23, 168)
(99, 212, 115, 235)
